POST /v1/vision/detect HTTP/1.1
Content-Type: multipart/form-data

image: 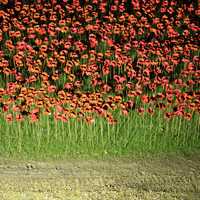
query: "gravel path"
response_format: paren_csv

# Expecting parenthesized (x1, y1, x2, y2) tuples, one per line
(0, 154, 200, 200)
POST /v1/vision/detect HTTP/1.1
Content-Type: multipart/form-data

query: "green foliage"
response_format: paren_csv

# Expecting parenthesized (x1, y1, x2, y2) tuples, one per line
(0, 110, 199, 160)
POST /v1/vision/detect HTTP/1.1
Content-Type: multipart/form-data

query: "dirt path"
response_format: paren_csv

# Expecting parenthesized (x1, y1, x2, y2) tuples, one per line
(0, 153, 200, 200)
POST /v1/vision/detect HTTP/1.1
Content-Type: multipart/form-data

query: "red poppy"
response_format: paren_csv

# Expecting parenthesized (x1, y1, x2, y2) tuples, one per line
(64, 83, 73, 90)
(85, 116, 95, 124)
(16, 114, 24, 122)
(6, 113, 13, 123)
(184, 113, 192, 121)
(0, 0, 8, 5)
(141, 95, 149, 104)
(43, 107, 51, 116)
(137, 107, 145, 114)
(2, 104, 9, 112)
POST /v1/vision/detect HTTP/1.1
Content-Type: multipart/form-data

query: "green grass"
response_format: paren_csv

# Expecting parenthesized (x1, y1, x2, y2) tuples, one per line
(0, 109, 199, 161)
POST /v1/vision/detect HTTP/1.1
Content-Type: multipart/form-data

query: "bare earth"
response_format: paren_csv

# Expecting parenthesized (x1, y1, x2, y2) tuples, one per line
(0, 153, 200, 200)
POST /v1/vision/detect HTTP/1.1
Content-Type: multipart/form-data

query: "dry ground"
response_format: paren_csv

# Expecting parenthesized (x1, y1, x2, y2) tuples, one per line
(0, 153, 200, 200)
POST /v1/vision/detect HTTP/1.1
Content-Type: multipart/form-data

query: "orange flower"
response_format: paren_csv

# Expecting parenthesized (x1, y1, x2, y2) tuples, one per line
(85, 116, 95, 124)
(40, 45, 47, 52)
(121, 109, 129, 116)
(16, 114, 24, 122)
(14, 31, 21, 38)
(107, 117, 117, 125)
(6, 113, 13, 123)
(0, 0, 8, 5)
(64, 83, 73, 90)
(137, 107, 145, 115)
(40, 72, 49, 81)
(141, 95, 149, 104)
(31, 108, 40, 114)
(147, 107, 154, 115)
(58, 90, 66, 100)
(35, 38, 43, 46)
(30, 113, 39, 123)
(47, 85, 56, 93)
(43, 107, 51, 116)
(2, 104, 9, 112)
(113, 95, 122, 103)
(51, 72, 59, 81)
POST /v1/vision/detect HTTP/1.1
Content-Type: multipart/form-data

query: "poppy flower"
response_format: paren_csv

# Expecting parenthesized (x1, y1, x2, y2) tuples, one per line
(47, 85, 56, 93)
(184, 112, 192, 120)
(107, 117, 117, 125)
(0, 0, 8, 5)
(101, 84, 111, 93)
(2, 104, 9, 112)
(43, 107, 51, 116)
(12, 105, 20, 112)
(141, 95, 149, 104)
(64, 83, 73, 90)
(6, 113, 13, 122)
(121, 109, 129, 116)
(15, 114, 24, 122)
(85, 116, 95, 124)
(51, 72, 59, 81)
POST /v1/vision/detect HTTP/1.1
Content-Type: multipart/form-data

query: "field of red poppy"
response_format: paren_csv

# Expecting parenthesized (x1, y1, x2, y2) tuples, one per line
(0, 0, 199, 160)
